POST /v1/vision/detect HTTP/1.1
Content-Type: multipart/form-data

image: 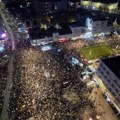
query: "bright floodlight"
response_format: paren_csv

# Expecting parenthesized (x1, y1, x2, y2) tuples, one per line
(1, 33, 6, 38)
(0, 44, 5, 52)
(41, 45, 52, 51)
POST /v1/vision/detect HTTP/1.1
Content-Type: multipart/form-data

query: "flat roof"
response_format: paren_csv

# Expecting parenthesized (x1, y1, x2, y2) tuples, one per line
(28, 25, 72, 40)
(89, 0, 118, 4)
(102, 56, 120, 79)
(35, 0, 62, 2)
(86, 0, 119, 4)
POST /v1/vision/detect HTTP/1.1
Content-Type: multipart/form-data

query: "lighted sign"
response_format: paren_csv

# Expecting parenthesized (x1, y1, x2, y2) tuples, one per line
(1, 33, 6, 38)
(85, 18, 93, 31)
(85, 32, 93, 40)
(0, 44, 5, 52)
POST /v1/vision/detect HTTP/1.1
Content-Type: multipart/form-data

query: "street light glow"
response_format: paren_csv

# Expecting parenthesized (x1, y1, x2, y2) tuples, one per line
(1, 33, 6, 38)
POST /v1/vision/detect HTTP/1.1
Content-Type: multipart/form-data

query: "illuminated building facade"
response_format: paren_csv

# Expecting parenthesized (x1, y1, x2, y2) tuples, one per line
(97, 56, 120, 114)
(85, 17, 93, 31)
(80, 0, 119, 13)
(92, 19, 111, 35)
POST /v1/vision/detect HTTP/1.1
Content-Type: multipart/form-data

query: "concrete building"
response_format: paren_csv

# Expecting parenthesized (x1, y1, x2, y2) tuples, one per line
(30, 15, 113, 45)
(33, 0, 69, 15)
(30, 24, 72, 46)
(97, 56, 120, 114)
(80, 0, 119, 14)
(69, 23, 84, 38)
(92, 18, 112, 35)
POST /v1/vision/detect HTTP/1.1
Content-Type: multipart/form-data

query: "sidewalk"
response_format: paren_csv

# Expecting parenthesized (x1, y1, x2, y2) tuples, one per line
(90, 87, 118, 120)
(0, 55, 13, 120)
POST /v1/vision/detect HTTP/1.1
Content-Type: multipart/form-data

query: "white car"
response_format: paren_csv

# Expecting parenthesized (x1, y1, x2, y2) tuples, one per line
(87, 66, 96, 73)
(40, 40, 53, 45)
(86, 80, 96, 86)
(67, 56, 83, 67)
(92, 78, 100, 87)
(80, 74, 90, 81)
(41, 45, 53, 51)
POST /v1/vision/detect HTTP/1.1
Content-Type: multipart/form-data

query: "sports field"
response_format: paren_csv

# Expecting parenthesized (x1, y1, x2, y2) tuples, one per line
(80, 45, 113, 60)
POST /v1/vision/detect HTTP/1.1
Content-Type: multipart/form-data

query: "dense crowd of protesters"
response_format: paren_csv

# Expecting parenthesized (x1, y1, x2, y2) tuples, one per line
(0, 61, 8, 114)
(1, 33, 118, 120)
(1, 3, 120, 118)
(8, 42, 97, 120)
(0, 30, 119, 120)
(108, 35, 120, 51)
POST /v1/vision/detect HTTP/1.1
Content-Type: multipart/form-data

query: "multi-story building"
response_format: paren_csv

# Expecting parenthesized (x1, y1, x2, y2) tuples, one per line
(97, 56, 120, 114)
(92, 18, 112, 35)
(30, 15, 113, 45)
(80, 0, 119, 14)
(69, 23, 84, 38)
(33, 0, 69, 15)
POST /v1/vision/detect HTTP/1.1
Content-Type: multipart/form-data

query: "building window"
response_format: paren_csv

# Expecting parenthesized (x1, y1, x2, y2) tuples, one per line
(104, 75, 107, 79)
(103, 67, 106, 70)
(101, 71, 104, 75)
(115, 97, 120, 103)
(107, 78, 111, 83)
(98, 68, 101, 72)
(115, 88, 119, 93)
(114, 80, 117, 84)
(106, 71, 110, 75)
(111, 91, 116, 96)
(111, 84, 115, 88)
(108, 87, 112, 92)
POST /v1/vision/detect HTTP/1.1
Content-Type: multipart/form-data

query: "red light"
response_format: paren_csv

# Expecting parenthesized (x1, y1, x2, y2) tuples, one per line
(58, 38, 67, 43)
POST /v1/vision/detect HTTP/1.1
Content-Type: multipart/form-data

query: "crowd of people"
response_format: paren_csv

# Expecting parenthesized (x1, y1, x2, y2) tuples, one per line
(0, 61, 8, 114)
(1, 3, 119, 118)
(8, 42, 96, 120)
(0, 28, 119, 120)
(108, 35, 120, 51)
(2, 34, 118, 120)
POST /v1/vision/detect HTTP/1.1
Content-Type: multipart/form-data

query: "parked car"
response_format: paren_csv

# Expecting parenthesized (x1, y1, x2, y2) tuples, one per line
(41, 45, 53, 51)
(65, 55, 84, 68)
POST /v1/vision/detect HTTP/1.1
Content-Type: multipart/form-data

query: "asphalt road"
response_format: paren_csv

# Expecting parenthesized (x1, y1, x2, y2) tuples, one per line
(0, 55, 13, 120)
(0, 3, 14, 120)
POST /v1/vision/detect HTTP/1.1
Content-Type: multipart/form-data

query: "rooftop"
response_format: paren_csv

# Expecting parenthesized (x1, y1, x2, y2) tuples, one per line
(102, 56, 120, 79)
(86, 0, 119, 4)
(28, 27, 45, 39)
(28, 24, 72, 40)
(35, 0, 62, 2)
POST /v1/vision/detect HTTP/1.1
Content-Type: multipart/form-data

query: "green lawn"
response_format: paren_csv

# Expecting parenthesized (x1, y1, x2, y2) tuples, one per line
(80, 45, 113, 60)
